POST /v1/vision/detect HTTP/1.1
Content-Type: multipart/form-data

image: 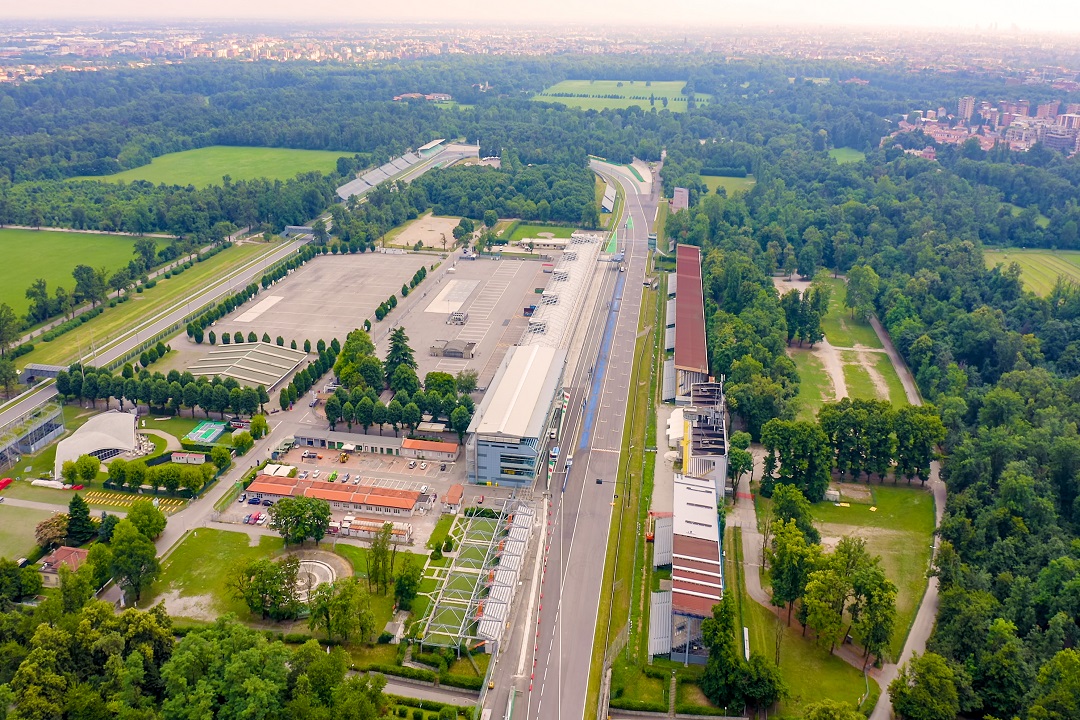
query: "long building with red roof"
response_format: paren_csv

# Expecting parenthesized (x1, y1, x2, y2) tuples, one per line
(245, 474, 424, 516)
(674, 244, 710, 401)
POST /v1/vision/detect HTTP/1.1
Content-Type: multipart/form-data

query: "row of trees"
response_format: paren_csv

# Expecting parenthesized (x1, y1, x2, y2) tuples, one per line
(759, 399, 945, 501)
(57, 365, 271, 419)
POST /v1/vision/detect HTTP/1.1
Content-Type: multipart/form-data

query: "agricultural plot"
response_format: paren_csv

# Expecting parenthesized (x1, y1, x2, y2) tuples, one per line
(383, 212, 460, 250)
(983, 248, 1080, 296)
(0, 229, 161, 316)
(701, 174, 756, 196)
(534, 80, 711, 113)
(77, 146, 352, 188)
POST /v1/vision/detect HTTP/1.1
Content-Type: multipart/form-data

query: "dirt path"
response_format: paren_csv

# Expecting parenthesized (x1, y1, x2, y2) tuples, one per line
(815, 338, 848, 401)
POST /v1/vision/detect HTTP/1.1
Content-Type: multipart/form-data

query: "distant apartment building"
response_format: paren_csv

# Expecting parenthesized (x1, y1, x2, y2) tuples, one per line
(1037, 101, 1061, 119)
(958, 95, 976, 122)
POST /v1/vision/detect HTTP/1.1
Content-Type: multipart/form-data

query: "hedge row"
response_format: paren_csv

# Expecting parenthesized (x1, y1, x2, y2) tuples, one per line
(366, 664, 438, 683)
(609, 698, 668, 712)
(41, 307, 104, 342)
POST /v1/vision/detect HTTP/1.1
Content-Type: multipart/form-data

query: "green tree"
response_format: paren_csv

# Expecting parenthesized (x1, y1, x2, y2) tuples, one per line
(761, 420, 831, 502)
(229, 556, 302, 620)
(456, 369, 479, 394)
(75, 454, 101, 483)
(451, 405, 471, 442)
(801, 699, 865, 720)
(250, 414, 269, 439)
(211, 445, 232, 471)
(233, 430, 254, 455)
(770, 484, 821, 544)
(888, 652, 960, 720)
(371, 401, 387, 434)
(325, 394, 342, 430)
(0, 359, 15, 400)
(700, 594, 745, 708)
(844, 264, 880, 320)
(768, 519, 820, 624)
(0, 304, 18, 359)
(127, 499, 167, 540)
(35, 514, 68, 548)
(394, 556, 422, 611)
(109, 519, 160, 602)
(740, 653, 786, 715)
(355, 396, 374, 433)
(66, 493, 96, 545)
(803, 568, 848, 652)
(1028, 648, 1080, 720)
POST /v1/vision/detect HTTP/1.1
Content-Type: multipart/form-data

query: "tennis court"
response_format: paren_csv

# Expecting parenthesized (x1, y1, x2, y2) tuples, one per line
(185, 421, 227, 444)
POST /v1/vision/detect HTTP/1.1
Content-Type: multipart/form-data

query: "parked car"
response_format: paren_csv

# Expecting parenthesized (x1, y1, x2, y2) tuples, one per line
(248, 513, 259, 525)
(248, 496, 261, 505)
(419, 462, 427, 470)
(477, 495, 485, 504)
(407, 460, 417, 469)
(238, 493, 247, 504)
(298, 470, 309, 479)
(243, 514, 251, 524)
(440, 463, 447, 471)
(312, 470, 321, 478)
(343, 472, 350, 482)
(256, 515, 267, 526)
(262, 499, 274, 506)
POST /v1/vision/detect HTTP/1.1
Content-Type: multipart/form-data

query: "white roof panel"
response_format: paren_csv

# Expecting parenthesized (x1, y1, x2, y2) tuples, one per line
(469, 345, 566, 439)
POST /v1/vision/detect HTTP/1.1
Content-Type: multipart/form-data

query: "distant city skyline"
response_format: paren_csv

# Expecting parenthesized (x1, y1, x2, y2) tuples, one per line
(7, 0, 1080, 36)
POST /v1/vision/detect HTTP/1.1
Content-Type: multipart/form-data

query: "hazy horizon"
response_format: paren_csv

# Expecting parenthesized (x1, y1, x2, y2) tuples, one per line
(6, 0, 1080, 36)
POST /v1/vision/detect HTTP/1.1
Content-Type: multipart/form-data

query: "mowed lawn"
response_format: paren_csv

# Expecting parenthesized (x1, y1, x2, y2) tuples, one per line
(983, 248, 1080, 296)
(702, 174, 756, 195)
(0, 229, 159, 316)
(829, 148, 865, 164)
(811, 485, 936, 658)
(790, 347, 833, 420)
(534, 80, 711, 112)
(16, 240, 277, 369)
(78, 146, 352, 188)
(505, 223, 577, 243)
(0, 505, 55, 560)
(821, 276, 882, 348)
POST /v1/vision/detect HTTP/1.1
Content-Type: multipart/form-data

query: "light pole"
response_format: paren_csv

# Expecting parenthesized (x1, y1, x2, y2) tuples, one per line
(594, 476, 631, 508)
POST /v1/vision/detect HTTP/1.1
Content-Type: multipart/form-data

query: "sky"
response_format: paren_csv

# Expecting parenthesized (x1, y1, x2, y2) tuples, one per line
(6, 0, 1080, 35)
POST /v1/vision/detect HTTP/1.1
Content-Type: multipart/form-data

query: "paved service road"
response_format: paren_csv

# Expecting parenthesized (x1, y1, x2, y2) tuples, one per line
(0, 238, 306, 431)
(522, 161, 658, 720)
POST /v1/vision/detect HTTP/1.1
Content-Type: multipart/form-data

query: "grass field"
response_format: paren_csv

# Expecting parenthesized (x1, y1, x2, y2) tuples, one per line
(841, 356, 878, 399)
(0, 505, 54, 560)
(791, 348, 833, 420)
(727, 528, 879, 715)
(810, 485, 935, 658)
(983, 248, 1080, 296)
(0, 229, 163, 316)
(76, 146, 352, 188)
(505, 223, 576, 243)
(534, 80, 710, 113)
(1001, 202, 1050, 229)
(829, 148, 866, 164)
(702, 174, 757, 196)
(874, 353, 910, 406)
(821, 277, 883, 348)
(16, 241, 277, 369)
(147, 529, 285, 619)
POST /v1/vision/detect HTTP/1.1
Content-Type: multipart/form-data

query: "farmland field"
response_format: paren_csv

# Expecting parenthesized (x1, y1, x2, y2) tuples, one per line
(0, 229, 162, 316)
(829, 147, 866, 164)
(984, 248, 1080, 296)
(76, 146, 352, 188)
(0, 505, 54, 560)
(534, 80, 710, 113)
(702, 174, 757, 196)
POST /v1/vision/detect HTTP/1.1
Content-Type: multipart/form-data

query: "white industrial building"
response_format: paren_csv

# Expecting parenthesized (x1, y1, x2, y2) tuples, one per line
(53, 411, 137, 479)
(465, 345, 567, 486)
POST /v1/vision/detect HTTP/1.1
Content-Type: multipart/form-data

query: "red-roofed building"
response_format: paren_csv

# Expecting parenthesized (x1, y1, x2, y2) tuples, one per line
(648, 474, 723, 663)
(39, 546, 89, 587)
(401, 437, 459, 461)
(674, 244, 710, 402)
(443, 483, 464, 514)
(245, 475, 425, 516)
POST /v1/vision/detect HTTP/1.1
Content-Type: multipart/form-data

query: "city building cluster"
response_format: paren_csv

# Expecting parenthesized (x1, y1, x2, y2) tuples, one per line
(1, 22, 1080, 86)
(891, 96, 1080, 157)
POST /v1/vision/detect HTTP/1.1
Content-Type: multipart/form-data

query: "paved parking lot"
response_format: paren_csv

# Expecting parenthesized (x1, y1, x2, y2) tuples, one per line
(376, 257, 551, 387)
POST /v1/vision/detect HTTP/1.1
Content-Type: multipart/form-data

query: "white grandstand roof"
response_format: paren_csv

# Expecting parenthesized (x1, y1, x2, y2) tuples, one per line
(54, 411, 137, 478)
(468, 345, 566, 440)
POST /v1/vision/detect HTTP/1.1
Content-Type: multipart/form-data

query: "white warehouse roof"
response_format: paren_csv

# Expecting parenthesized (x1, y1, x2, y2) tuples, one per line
(54, 411, 137, 478)
(469, 345, 566, 440)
